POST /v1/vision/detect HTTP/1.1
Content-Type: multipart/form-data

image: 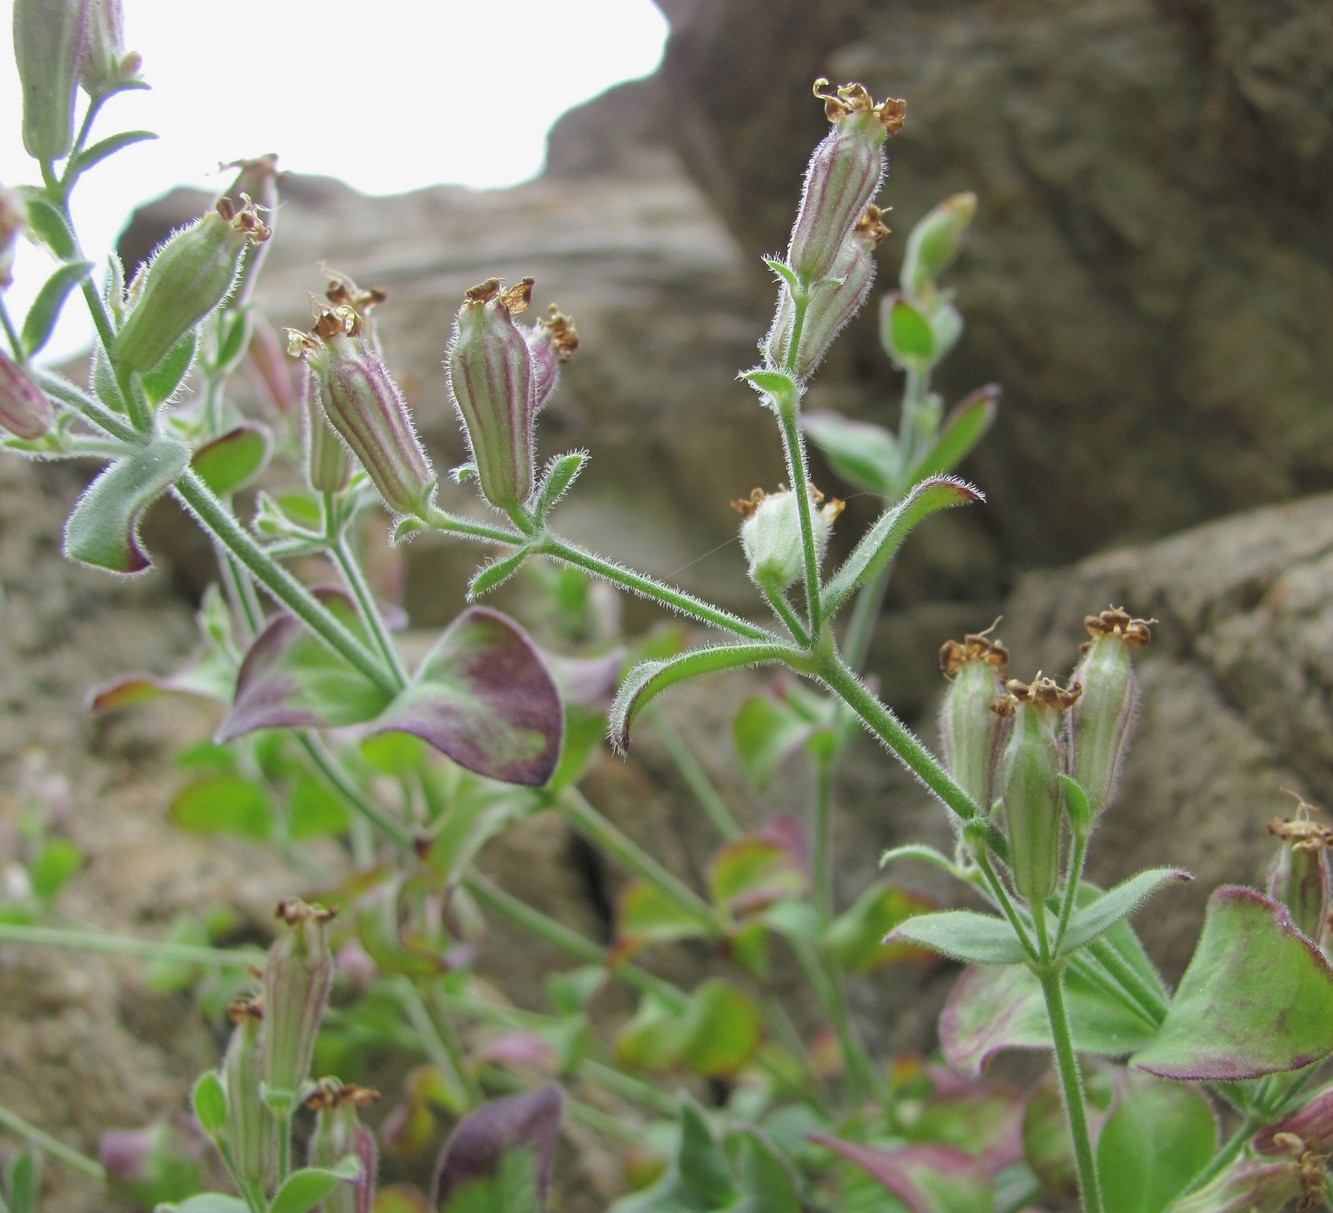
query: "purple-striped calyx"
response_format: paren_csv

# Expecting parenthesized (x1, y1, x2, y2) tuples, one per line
(938, 625, 1012, 817)
(262, 898, 336, 1112)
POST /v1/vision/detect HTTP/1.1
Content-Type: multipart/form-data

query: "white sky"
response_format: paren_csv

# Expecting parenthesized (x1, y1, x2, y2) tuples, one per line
(1, 0, 668, 357)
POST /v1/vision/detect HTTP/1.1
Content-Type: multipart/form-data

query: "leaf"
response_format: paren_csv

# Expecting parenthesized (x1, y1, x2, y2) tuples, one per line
(191, 423, 271, 494)
(5, 1150, 40, 1213)
(610, 642, 795, 754)
(63, 437, 192, 574)
(821, 476, 983, 615)
(467, 550, 529, 599)
(191, 1071, 227, 1137)
(433, 1084, 562, 1213)
(728, 1129, 804, 1213)
(1059, 868, 1192, 954)
(881, 295, 936, 366)
(140, 328, 197, 405)
(677, 979, 764, 1077)
(731, 693, 825, 790)
(738, 367, 799, 413)
(885, 908, 1028, 966)
(709, 831, 809, 921)
(615, 880, 713, 963)
(216, 589, 392, 742)
(87, 644, 238, 711)
(21, 260, 93, 357)
(1131, 886, 1333, 1080)
(287, 773, 350, 840)
(18, 191, 77, 260)
(28, 839, 83, 900)
(824, 880, 939, 973)
(71, 128, 157, 176)
(610, 1097, 738, 1213)
(532, 450, 587, 519)
(269, 1159, 361, 1213)
(154, 1195, 249, 1213)
(374, 607, 563, 787)
(907, 384, 1000, 482)
(1097, 1070, 1217, 1213)
(170, 775, 273, 840)
(800, 411, 897, 496)
(811, 1137, 992, 1213)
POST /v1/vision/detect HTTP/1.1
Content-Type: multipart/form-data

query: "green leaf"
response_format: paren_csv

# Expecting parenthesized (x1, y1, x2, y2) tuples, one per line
(738, 368, 799, 413)
(170, 775, 273, 840)
(21, 260, 93, 357)
(140, 329, 198, 405)
(728, 1129, 804, 1213)
(824, 880, 938, 973)
(610, 1097, 738, 1213)
(906, 384, 1000, 482)
(532, 450, 587, 519)
(287, 773, 350, 840)
(881, 295, 936, 366)
(191, 423, 270, 494)
(677, 980, 763, 1077)
(821, 476, 983, 616)
(1059, 867, 1192, 954)
(610, 642, 796, 754)
(71, 128, 157, 176)
(156, 1194, 251, 1213)
(1097, 1070, 1216, 1213)
(191, 1071, 228, 1137)
(709, 832, 808, 921)
(1131, 886, 1333, 1080)
(467, 550, 529, 598)
(762, 257, 800, 294)
(885, 908, 1027, 966)
(28, 838, 83, 899)
(615, 880, 714, 962)
(211, 308, 252, 375)
(812, 1136, 992, 1213)
(800, 411, 897, 496)
(269, 1159, 361, 1213)
(18, 192, 76, 260)
(731, 691, 826, 790)
(63, 437, 192, 574)
(4, 1150, 40, 1213)
(359, 731, 427, 775)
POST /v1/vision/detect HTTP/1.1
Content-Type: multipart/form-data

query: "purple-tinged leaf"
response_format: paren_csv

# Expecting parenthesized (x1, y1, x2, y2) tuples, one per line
(217, 589, 391, 742)
(192, 423, 271, 495)
(811, 1137, 991, 1213)
(613, 880, 715, 966)
(709, 826, 809, 921)
(1131, 886, 1333, 1080)
(824, 880, 940, 974)
(63, 437, 191, 574)
(905, 1069, 1024, 1172)
(433, 1085, 562, 1212)
(374, 607, 561, 787)
(469, 1033, 559, 1077)
(88, 645, 237, 711)
(1023, 1069, 1116, 1204)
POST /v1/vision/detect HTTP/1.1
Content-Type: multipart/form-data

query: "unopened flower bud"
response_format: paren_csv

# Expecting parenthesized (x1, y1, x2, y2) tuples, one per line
(114, 199, 270, 375)
(1066, 607, 1151, 822)
(732, 484, 843, 593)
(292, 308, 436, 519)
(262, 899, 336, 1110)
(307, 1081, 380, 1213)
(301, 364, 351, 495)
(900, 192, 977, 302)
(766, 206, 886, 379)
(1267, 798, 1333, 945)
(786, 80, 905, 284)
(446, 277, 540, 512)
(1001, 676, 1080, 901)
(222, 997, 275, 1193)
(79, 0, 134, 98)
(938, 626, 1011, 814)
(13, 0, 87, 161)
(0, 186, 26, 290)
(0, 351, 53, 439)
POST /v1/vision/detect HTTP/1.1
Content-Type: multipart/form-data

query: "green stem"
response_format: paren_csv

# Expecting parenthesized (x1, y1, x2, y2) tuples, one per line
(425, 505, 527, 547)
(773, 391, 823, 638)
(1082, 934, 1169, 1022)
(33, 369, 139, 443)
(173, 469, 401, 695)
(330, 519, 409, 686)
(0, 921, 260, 968)
(578, 1060, 681, 1118)
(397, 979, 481, 1109)
(0, 295, 23, 355)
(0, 1104, 107, 1182)
(647, 709, 742, 842)
(296, 733, 415, 851)
(974, 852, 1039, 963)
(1031, 899, 1104, 1213)
(763, 583, 811, 646)
(1054, 830, 1091, 952)
(817, 653, 979, 823)
(275, 1109, 293, 1186)
(812, 751, 836, 928)
(536, 533, 777, 643)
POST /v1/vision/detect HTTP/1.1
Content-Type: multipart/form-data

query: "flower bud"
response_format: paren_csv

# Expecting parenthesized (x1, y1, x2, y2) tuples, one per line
(262, 899, 336, 1110)
(786, 79, 905, 284)
(222, 996, 276, 1193)
(307, 1081, 380, 1213)
(114, 199, 271, 375)
(938, 627, 1012, 815)
(446, 277, 539, 512)
(79, 0, 136, 99)
(292, 307, 436, 519)
(1165, 1157, 1301, 1213)
(0, 350, 53, 439)
(301, 363, 351, 495)
(900, 192, 977, 302)
(0, 185, 26, 291)
(1066, 607, 1151, 822)
(1000, 676, 1080, 901)
(12, 0, 88, 161)
(732, 484, 843, 593)
(766, 206, 886, 379)
(1266, 798, 1333, 945)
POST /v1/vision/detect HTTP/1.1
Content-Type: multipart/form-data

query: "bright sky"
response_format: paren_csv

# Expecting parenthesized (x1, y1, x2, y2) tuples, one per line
(1, 0, 669, 357)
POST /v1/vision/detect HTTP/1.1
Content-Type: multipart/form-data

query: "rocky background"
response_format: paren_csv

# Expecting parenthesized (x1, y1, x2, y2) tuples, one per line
(3, 0, 1331, 1208)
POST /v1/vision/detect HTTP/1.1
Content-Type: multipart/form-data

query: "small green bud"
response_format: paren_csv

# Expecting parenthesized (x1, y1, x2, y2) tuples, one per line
(900, 192, 977, 303)
(938, 627, 1012, 815)
(766, 206, 886, 379)
(1000, 676, 1080, 901)
(262, 899, 335, 1109)
(307, 1081, 380, 1213)
(732, 484, 843, 594)
(113, 199, 270, 375)
(221, 996, 276, 1194)
(1267, 797, 1333, 945)
(13, 0, 87, 161)
(786, 80, 905, 285)
(301, 362, 351, 495)
(0, 350, 53, 439)
(292, 306, 436, 519)
(1066, 607, 1151, 821)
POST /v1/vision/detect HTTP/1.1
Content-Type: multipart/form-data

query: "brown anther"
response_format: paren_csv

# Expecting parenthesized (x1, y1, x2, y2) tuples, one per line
(811, 78, 907, 134)
(214, 197, 271, 244)
(464, 278, 502, 305)
(1082, 606, 1154, 649)
(1268, 794, 1333, 852)
(323, 268, 387, 314)
(304, 1081, 381, 1111)
(854, 204, 891, 248)
(500, 277, 535, 316)
(1006, 674, 1081, 711)
(540, 306, 579, 363)
(227, 996, 263, 1024)
(730, 487, 767, 518)
(275, 897, 337, 926)
(940, 622, 1010, 676)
